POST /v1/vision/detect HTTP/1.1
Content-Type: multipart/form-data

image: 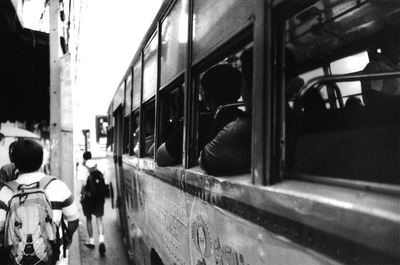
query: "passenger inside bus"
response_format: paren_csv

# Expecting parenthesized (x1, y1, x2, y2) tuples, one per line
(301, 89, 326, 113)
(361, 26, 400, 107)
(286, 26, 400, 184)
(161, 86, 184, 145)
(344, 96, 363, 109)
(131, 113, 139, 152)
(155, 64, 242, 167)
(134, 109, 154, 157)
(199, 48, 253, 175)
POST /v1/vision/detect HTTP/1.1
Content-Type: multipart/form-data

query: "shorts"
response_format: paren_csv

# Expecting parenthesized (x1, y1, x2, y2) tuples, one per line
(81, 198, 104, 217)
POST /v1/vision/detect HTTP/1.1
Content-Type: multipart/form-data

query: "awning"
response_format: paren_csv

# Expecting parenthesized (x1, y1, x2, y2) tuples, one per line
(1, 126, 40, 139)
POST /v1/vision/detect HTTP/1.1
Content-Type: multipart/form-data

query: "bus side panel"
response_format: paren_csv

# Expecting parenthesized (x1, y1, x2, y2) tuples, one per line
(121, 159, 150, 265)
(106, 152, 118, 213)
(135, 169, 191, 265)
(108, 152, 124, 232)
(116, 160, 132, 255)
(188, 196, 338, 265)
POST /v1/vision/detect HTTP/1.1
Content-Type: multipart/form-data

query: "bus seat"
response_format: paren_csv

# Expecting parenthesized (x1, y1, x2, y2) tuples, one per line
(213, 102, 245, 120)
(289, 106, 400, 184)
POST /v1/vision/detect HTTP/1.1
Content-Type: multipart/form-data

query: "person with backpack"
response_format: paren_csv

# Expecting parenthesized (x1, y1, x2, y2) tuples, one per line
(0, 139, 79, 265)
(80, 157, 107, 255)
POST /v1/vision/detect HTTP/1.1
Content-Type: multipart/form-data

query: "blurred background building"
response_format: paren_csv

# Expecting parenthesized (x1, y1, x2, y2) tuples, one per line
(0, 0, 163, 168)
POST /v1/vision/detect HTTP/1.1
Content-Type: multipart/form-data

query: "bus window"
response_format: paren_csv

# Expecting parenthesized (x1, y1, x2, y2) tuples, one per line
(330, 51, 369, 105)
(125, 71, 132, 116)
(155, 85, 184, 166)
(292, 68, 326, 109)
(197, 47, 252, 175)
(286, 43, 400, 185)
(130, 111, 139, 156)
(132, 57, 141, 111)
(106, 127, 113, 152)
(123, 116, 130, 154)
(160, 0, 187, 86)
(139, 102, 155, 158)
(193, 0, 253, 60)
(143, 33, 158, 102)
(299, 68, 324, 84)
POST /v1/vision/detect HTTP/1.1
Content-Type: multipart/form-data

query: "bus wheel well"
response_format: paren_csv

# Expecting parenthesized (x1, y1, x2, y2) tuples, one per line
(150, 249, 164, 265)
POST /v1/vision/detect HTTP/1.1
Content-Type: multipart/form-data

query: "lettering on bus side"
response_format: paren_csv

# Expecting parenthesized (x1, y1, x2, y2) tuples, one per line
(214, 237, 247, 265)
(192, 215, 212, 263)
(191, 214, 248, 265)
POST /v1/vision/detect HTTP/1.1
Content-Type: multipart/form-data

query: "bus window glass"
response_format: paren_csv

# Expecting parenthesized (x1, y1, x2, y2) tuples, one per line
(140, 102, 155, 158)
(285, 26, 400, 185)
(106, 127, 113, 152)
(330, 52, 369, 103)
(113, 82, 124, 112)
(294, 68, 328, 107)
(331, 52, 369, 74)
(123, 116, 130, 154)
(299, 68, 324, 84)
(132, 57, 142, 111)
(130, 111, 139, 156)
(125, 72, 132, 116)
(108, 104, 114, 128)
(196, 47, 251, 175)
(155, 85, 184, 166)
(143, 33, 158, 102)
(160, 0, 187, 87)
(193, 0, 253, 61)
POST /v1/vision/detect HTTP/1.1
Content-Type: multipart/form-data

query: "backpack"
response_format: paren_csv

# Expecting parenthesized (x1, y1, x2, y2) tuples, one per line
(4, 176, 60, 265)
(84, 170, 106, 201)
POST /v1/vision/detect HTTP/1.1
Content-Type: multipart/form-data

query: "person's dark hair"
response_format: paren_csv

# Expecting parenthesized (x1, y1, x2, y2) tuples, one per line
(8, 141, 18, 163)
(13, 140, 43, 173)
(201, 64, 242, 104)
(0, 132, 4, 142)
(345, 96, 363, 109)
(303, 89, 326, 113)
(83, 151, 92, 161)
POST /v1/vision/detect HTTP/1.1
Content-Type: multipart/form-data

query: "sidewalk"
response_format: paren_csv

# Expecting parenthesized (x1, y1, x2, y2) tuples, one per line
(68, 199, 132, 265)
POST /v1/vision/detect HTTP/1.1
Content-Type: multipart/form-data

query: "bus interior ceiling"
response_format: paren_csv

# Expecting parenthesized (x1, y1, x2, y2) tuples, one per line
(0, 1, 50, 123)
(286, 0, 400, 72)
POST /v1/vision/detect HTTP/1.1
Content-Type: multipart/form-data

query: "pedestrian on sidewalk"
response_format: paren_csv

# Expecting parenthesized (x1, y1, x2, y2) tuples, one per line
(0, 139, 79, 265)
(79, 151, 107, 255)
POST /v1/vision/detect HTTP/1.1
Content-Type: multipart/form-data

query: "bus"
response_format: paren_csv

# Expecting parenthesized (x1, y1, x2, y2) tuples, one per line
(107, 0, 400, 264)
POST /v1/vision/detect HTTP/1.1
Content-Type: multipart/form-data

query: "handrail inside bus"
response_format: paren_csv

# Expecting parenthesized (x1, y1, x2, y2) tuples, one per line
(213, 102, 245, 119)
(297, 70, 400, 99)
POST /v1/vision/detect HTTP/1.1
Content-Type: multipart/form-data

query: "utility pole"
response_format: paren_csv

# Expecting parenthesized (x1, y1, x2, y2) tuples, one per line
(49, 0, 74, 192)
(49, 0, 62, 180)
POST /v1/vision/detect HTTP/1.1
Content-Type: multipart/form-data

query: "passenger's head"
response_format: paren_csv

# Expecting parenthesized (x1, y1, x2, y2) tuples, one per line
(201, 64, 242, 111)
(13, 139, 43, 173)
(240, 48, 253, 112)
(83, 151, 92, 161)
(8, 141, 18, 162)
(345, 96, 363, 109)
(302, 89, 326, 113)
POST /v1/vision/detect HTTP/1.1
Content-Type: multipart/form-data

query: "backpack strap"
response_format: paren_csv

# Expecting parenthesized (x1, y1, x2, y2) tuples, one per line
(39, 176, 57, 190)
(5, 181, 19, 193)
